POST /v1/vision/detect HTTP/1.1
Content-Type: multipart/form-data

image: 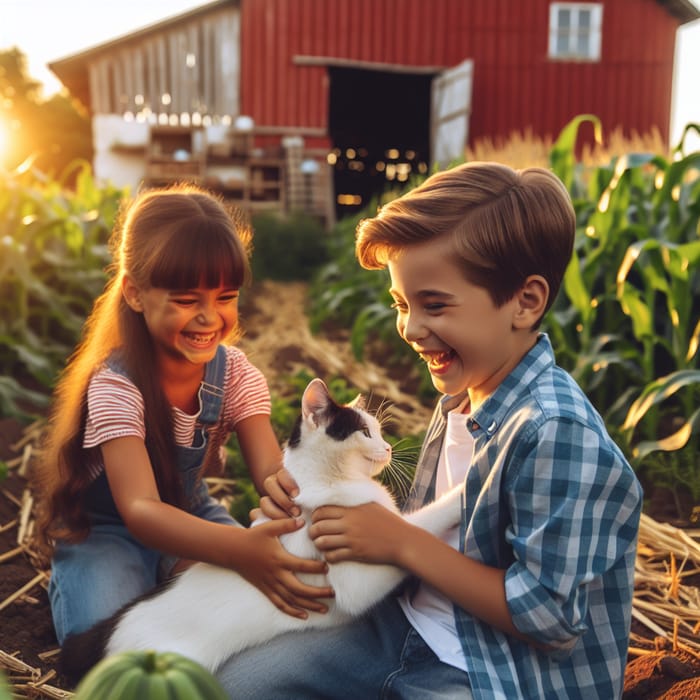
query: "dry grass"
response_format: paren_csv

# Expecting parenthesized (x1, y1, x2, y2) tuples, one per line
(466, 126, 670, 169)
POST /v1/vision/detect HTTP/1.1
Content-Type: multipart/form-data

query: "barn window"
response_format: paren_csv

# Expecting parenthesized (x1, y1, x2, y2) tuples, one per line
(549, 3, 603, 61)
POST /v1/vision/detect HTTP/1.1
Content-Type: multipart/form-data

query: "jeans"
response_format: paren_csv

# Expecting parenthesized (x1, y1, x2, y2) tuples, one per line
(49, 494, 236, 644)
(216, 596, 472, 700)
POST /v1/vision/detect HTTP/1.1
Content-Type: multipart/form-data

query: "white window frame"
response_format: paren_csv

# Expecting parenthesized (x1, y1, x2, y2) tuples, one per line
(549, 3, 603, 61)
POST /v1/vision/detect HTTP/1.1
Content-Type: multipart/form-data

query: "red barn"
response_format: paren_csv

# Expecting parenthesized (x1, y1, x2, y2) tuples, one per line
(50, 0, 699, 221)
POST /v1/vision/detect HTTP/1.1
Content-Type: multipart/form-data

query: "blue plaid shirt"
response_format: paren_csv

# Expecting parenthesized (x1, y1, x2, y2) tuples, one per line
(404, 334, 642, 699)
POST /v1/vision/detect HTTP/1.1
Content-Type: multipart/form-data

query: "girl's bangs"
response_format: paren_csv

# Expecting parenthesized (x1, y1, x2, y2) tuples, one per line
(149, 224, 248, 290)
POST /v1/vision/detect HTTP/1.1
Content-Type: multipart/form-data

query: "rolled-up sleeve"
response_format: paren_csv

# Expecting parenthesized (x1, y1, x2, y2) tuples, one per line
(503, 418, 641, 653)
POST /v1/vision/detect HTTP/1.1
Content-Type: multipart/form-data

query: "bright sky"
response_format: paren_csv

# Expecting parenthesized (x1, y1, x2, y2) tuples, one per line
(0, 0, 699, 150)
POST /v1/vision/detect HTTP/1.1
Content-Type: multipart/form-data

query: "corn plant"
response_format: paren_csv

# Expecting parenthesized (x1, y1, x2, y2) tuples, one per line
(0, 161, 125, 418)
(313, 115, 700, 516)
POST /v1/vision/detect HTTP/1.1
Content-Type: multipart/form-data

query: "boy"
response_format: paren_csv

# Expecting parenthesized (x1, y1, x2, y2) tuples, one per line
(217, 162, 642, 699)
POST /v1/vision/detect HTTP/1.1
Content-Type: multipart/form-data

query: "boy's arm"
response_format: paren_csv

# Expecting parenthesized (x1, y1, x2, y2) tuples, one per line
(501, 419, 642, 649)
(311, 419, 642, 649)
(310, 502, 529, 642)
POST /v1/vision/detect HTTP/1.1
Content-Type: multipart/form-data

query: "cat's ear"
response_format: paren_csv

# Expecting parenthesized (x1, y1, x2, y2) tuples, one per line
(301, 378, 331, 426)
(347, 394, 366, 410)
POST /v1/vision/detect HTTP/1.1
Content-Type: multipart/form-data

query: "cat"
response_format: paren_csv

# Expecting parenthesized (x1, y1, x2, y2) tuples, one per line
(60, 378, 463, 679)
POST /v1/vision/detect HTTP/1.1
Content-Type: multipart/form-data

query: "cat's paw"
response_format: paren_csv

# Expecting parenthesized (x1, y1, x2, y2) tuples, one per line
(404, 485, 463, 534)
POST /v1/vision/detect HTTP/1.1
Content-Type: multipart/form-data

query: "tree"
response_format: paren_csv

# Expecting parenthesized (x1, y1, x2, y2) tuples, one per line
(0, 47, 92, 182)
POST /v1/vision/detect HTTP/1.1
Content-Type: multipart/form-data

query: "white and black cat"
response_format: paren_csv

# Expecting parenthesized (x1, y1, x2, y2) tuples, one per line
(60, 378, 462, 678)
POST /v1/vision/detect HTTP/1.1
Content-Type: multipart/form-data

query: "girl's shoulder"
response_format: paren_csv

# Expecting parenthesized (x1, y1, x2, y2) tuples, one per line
(221, 344, 247, 363)
(84, 365, 146, 446)
(220, 344, 263, 379)
(218, 345, 271, 421)
(89, 362, 139, 393)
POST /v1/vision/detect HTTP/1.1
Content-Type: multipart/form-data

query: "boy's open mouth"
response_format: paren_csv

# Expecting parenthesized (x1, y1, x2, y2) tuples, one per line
(421, 350, 455, 371)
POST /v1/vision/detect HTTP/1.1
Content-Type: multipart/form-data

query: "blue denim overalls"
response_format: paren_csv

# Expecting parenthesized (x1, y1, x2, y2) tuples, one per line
(49, 346, 238, 644)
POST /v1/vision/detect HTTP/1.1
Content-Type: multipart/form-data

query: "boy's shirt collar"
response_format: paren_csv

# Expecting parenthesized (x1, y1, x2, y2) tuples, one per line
(440, 334, 555, 438)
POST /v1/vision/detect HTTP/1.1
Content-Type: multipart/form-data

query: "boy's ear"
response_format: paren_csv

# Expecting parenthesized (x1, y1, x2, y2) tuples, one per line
(121, 276, 144, 312)
(513, 275, 549, 328)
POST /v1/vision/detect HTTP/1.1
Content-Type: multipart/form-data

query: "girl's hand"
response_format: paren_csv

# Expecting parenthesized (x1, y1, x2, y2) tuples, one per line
(309, 502, 410, 565)
(255, 468, 301, 520)
(237, 516, 334, 618)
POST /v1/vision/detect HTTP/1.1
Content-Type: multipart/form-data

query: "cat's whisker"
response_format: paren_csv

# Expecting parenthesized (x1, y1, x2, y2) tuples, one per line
(370, 397, 397, 431)
(379, 459, 415, 504)
(375, 433, 420, 505)
(390, 443, 419, 457)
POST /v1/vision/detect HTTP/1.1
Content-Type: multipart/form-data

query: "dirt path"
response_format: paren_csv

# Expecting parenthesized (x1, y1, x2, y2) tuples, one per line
(238, 279, 432, 435)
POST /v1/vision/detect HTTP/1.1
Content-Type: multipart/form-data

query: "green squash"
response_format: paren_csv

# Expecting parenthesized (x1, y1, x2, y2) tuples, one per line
(73, 650, 229, 700)
(0, 670, 12, 700)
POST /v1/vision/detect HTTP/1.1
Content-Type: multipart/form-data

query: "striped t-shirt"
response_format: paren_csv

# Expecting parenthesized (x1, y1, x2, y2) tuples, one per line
(83, 345, 271, 476)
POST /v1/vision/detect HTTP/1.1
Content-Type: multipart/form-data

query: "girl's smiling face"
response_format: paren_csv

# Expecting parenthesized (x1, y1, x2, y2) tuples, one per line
(387, 236, 530, 408)
(122, 278, 239, 366)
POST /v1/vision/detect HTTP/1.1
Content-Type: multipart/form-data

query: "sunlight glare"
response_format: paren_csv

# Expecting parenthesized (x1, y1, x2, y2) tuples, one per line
(0, 116, 8, 167)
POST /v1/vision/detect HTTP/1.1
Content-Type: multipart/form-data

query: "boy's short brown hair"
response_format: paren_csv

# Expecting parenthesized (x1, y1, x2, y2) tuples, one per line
(356, 162, 576, 321)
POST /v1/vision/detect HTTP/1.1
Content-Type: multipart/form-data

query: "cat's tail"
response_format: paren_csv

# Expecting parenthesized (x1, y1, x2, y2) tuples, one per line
(59, 616, 113, 684)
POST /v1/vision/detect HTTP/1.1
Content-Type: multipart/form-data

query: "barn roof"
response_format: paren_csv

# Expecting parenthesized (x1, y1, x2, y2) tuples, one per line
(48, 0, 236, 107)
(657, 0, 700, 23)
(49, 0, 699, 110)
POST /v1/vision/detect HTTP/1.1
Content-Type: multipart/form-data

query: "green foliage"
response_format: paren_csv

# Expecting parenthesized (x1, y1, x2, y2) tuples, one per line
(0, 163, 126, 418)
(249, 210, 330, 281)
(543, 118, 700, 515)
(311, 115, 700, 518)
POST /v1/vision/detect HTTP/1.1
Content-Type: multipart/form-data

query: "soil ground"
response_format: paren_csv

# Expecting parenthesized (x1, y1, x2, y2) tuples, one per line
(1, 280, 699, 698)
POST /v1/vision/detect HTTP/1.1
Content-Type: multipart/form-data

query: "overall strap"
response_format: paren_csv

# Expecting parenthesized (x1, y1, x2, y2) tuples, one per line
(197, 345, 227, 426)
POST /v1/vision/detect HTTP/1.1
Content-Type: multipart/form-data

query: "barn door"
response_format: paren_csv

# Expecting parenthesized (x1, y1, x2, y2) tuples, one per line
(430, 58, 474, 169)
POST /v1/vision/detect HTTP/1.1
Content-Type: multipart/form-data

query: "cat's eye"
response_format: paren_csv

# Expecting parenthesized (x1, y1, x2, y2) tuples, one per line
(361, 426, 372, 438)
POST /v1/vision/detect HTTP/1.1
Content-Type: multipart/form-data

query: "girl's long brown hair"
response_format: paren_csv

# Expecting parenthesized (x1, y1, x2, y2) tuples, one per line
(36, 184, 251, 547)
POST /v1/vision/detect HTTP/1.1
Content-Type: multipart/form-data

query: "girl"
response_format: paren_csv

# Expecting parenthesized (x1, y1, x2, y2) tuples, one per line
(36, 183, 332, 645)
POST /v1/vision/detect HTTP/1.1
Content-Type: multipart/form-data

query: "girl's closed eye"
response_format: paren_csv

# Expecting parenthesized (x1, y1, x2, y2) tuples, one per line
(425, 302, 447, 312)
(172, 297, 197, 306)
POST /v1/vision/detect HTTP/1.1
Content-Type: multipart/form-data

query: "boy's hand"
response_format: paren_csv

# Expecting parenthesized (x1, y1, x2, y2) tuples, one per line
(254, 468, 301, 520)
(237, 516, 334, 618)
(309, 502, 409, 566)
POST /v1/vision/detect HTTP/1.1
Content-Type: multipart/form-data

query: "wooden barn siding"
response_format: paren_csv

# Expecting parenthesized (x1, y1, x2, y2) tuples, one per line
(86, 4, 240, 117)
(240, 0, 678, 146)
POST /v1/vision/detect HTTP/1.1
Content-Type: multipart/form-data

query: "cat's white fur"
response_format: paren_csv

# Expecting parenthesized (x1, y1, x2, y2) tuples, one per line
(105, 378, 462, 673)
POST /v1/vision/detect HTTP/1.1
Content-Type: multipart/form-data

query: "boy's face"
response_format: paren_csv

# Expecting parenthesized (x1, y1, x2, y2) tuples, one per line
(387, 236, 530, 408)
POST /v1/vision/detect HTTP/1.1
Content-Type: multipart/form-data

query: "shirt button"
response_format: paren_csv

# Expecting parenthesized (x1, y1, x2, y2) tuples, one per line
(487, 420, 497, 432)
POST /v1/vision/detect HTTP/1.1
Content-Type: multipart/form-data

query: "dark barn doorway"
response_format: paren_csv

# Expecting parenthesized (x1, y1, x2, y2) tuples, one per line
(328, 66, 433, 219)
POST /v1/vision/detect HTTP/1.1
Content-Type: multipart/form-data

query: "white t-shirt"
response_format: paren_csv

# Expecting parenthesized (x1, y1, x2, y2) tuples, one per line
(399, 402, 474, 671)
